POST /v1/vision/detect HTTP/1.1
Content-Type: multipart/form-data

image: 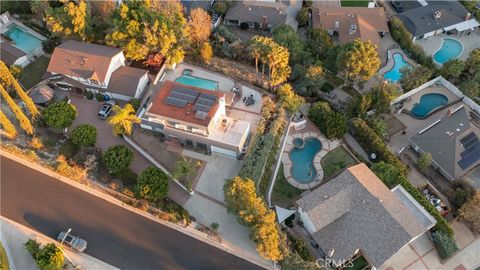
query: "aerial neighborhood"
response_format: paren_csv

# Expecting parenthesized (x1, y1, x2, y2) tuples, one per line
(0, 0, 479, 270)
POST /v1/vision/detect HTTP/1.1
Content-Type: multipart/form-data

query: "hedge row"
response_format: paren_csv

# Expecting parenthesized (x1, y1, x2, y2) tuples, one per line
(350, 118, 454, 236)
(350, 118, 408, 176)
(389, 18, 435, 69)
(239, 133, 275, 183)
(434, 230, 458, 259)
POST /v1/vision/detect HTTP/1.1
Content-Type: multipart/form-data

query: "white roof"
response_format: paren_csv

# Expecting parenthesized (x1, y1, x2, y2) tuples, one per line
(275, 205, 296, 224)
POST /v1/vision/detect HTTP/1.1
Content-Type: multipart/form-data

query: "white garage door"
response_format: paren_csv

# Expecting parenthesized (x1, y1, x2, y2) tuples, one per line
(211, 146, 237, 159)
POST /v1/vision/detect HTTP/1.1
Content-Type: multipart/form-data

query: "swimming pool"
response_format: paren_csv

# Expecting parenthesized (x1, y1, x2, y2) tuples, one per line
(175, 72, 219, 91)
(411, 93, 448, 118)
(289, 138, 322, 183)
(433, 38, 463, 64)
(4, 24, 42, 54)
(384, 53, 412, 82)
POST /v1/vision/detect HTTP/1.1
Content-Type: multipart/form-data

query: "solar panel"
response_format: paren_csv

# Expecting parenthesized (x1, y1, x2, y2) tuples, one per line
(460, 132, 476, 145)
(458, 148, 480, 170)
(461, 141, 480, 158)
(165, 97, 188, 108)
(463, 137, 479, 149)
(196, 98, 214, 107)
(172, 87, 199, 98)
(170, 92, 197, 102)
(199, 93, 217, 101)
(194, 110, 208, 120)
(195, 103, 210, 112)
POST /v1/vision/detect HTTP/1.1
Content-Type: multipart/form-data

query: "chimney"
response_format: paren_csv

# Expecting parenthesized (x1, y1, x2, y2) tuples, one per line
(465, 12, 471, 21)
(447, 108, 453, 117)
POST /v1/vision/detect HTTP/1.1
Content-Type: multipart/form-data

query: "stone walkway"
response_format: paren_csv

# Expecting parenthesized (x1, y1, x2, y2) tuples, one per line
(286, 0, 302, 31)
(1, 216, 117, 270)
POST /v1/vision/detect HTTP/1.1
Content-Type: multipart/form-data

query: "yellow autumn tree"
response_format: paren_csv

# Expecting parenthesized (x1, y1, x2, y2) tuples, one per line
(107, 104, 140, 136)
(0, 61, 40, 118)
(188, 8, 212, 44)
(0, 84, 33, 135)
(337, 38, 380, 81)
(200, 42, 213, 64)
(0, 110, 17, 139)
(46, 0, 87, 40)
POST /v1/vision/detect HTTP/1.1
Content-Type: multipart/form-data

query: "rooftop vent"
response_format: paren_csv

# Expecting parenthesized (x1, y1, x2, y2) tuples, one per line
(349, 24, 357, 34)
(433, 11, 442, 20)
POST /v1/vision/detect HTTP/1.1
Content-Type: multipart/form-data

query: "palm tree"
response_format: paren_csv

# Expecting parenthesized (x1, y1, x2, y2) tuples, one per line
(107, 104, 141, 136)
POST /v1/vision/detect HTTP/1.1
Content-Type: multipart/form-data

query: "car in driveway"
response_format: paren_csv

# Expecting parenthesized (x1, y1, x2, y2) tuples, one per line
(98, 100, 116, 120)
(57, 231, 87, 252)
(391, 1, 404, 12)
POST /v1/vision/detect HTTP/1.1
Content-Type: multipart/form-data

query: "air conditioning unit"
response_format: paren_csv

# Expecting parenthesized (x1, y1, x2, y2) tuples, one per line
(433, 11, 441, 20)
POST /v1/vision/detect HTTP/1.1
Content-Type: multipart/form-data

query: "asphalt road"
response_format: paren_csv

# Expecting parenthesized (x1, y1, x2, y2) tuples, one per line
(0, 156, 264, 270)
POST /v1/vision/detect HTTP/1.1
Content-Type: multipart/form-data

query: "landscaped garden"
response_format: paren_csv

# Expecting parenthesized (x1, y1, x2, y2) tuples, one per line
(19, 56, 50, 89)
(321, 146, 357, 179)
(271, 166, 304, 207)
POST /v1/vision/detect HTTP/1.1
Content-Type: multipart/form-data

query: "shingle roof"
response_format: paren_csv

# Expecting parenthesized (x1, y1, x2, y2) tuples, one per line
(47, 40, 122, 83)
(0, 39, 27, 66)
(312, 7, 388, 50)
(107, 66, 148, 97)
(397, 1, 476, 37)
(224, 1, 287, 29)
(410, 106, 480, 180)
(296, 164, 428, 267)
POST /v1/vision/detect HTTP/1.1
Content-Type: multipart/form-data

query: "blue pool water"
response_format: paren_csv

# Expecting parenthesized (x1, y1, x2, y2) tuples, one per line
(411, 93, 448, 118)
(433, 38, 463, 64)
(4, 24, 42, 54)
(289, 138, 322, 183)
(175, 74, 219, 91)
(384, 53, 412, 82)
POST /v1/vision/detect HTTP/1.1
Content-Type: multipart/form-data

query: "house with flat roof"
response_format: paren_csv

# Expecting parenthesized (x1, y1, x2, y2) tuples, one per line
(224, 1, 288, 32)
(397, 1, 479, 40)
(410, 105, 480, 181)
(296, 164, 435, 269)
(0, 38, 28, 67)
(138, 80, 250, 159)
(312, 7, 389, 52)
(46, 40, 149, 101)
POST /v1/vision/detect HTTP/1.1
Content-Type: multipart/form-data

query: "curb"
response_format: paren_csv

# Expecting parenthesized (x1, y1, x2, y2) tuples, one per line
(0, 150, 271, 269)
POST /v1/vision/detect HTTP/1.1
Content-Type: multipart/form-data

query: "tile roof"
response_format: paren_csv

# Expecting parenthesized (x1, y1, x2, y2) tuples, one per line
(312, 7, 388, 50)
(47, 40, 122, 83)
(107, 66, 148, 97)
(225, 1, 287, 29)
(146, 80, 224, 128)
(398, 1, 477, 37)
(296, 164, 428, 267)
(410, 106, 480, 180)
(0, 39, 26, 66)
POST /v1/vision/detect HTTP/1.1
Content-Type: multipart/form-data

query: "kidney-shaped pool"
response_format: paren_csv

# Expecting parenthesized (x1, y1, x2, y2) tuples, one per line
(289, 138, 322, 184)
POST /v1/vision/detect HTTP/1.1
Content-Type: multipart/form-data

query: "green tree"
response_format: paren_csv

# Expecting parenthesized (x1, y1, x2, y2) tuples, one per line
(337, 39, 380, 81)
(42, 101, 77, 129)
(272, 25, 306, 66)
(368, 117, 386, 138)
(212, 1, 228, 15)
(30, 0, 50, 20)
(26, 241, 64, 270)
(434, 231, 458, 259)
(400, 65, 433, 91)
(370, 82, 400, 113)
(46, 0, 88, 40)
(296, 7, 309, 27)
(251, 36, 291, 88)
(459, 79, 479, 99)
(102, 145, 134, 175)
(466, 48, 480, 77)
(172, 156, 195, 180)
(70, 124, 97, 147)
(372, 161, 403, 188)
(107, 104, 140, 136)
(346, 94, 372, 119)
(309, 102, 347, 139)
(200, 42, 213, 64)
(137, 166, 169, 202)
(277, 84, 304, 113)
(440, 59, 465, 80)
(307, 27, 333, 60)
(281, 253, 318, 270)
(417, 152, 432, 172)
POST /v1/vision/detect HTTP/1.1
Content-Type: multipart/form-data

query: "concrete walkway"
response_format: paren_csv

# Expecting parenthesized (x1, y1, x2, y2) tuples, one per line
(0, 216, 117, 270)
(286, 0, 302, 31)
(344, 133, 370, 162)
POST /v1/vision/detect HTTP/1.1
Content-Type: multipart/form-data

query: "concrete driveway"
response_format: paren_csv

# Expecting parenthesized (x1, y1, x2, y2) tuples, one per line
(69, 96, 190, 204)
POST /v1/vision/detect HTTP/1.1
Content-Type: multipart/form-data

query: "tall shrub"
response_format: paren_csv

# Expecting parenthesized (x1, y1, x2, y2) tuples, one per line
(0, 109, 17, 139)
(0, 84, 34, 135)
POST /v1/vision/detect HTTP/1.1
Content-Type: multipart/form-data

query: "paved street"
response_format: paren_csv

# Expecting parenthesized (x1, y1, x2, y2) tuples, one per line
(0, 156, 264, 270)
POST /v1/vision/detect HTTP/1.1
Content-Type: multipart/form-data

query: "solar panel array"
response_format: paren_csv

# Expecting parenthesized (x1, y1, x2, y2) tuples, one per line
(164, 87, 219, 121)
(458, 132, 480, 170)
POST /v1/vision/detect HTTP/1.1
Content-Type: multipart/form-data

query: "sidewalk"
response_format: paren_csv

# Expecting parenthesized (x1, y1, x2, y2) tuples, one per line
(0, 216, 118, 270)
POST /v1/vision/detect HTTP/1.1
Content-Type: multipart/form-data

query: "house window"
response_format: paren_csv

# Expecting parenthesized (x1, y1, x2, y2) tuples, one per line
(228, 20, 239, 25)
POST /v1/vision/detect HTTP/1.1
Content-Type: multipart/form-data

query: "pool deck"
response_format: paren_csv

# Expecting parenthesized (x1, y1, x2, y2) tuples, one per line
(281, 121, 340, 190)
(415, 33, 480, 63)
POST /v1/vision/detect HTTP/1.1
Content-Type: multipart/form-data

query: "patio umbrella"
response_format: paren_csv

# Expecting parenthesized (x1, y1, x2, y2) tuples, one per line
(28, 83, 55, 105)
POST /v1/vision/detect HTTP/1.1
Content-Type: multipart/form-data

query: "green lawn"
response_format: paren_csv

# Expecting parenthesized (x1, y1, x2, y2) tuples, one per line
(271, 165, 304, 207)
(321, 146, 357, 179)
(19, 56, 50, 89)
(341, 0, 371, 7)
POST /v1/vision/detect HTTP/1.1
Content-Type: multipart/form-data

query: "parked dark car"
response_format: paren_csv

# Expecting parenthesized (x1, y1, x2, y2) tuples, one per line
(392, 1, 404, 12)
